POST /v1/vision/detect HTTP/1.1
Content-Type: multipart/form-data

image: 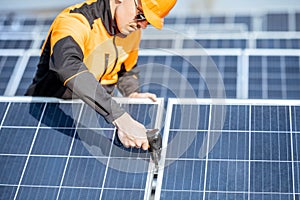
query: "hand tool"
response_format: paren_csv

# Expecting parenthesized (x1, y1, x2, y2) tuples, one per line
(146, 129, 162, 170)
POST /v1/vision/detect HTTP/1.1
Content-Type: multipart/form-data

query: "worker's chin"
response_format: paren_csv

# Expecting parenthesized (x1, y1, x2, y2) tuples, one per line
(116, 32, 127, 38)
(118, 29, 131, 37)
(118, 26, 137, 37)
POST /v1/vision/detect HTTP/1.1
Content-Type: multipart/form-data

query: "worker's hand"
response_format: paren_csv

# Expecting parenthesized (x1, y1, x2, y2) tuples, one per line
(113, 112, 149, 150)
(128, 92, 157, 102)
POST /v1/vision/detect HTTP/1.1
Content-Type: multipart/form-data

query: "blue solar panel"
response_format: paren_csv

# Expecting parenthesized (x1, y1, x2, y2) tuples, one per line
(164, 17, 176, 25)
(256, 39, 300, 49)
(234, 15, 252, 31)
(209, 16, 225, 24)
(138, 55, 237, 99)
(15, 56, 39, 96)
(0, 98, 162, 200)
(0, 56, 19, 95)
(0, 40, 33, 49)
(183, 39, 247, 49)
(249, 55, 300, 99)
(264, 13, 289, 31)
(0, 186, 16, 200)
(58, 188, 101, 200)
(296, 13, 300, 31)
(23, 19, 37, 26)
(140, 39, 173, 49)
(156, 99, 300, 200)
(184, 17, 201, 24)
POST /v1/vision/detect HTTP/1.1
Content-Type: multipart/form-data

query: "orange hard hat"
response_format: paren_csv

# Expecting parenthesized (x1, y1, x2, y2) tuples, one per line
(141, 0, 177, 29)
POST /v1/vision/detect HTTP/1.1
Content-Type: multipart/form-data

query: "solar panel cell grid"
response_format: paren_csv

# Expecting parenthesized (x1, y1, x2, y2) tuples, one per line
(139, 55, 237, 99)
(256, 39, 300, 49)
(0, 56, 19, 95)
(296, 13, 300, 31)
(234, 15, 252, 31)
(265, 13, 289, 31)
(0, 40, 33, 49)
(156, 99, 300, 200)
(209, 16, 226, 24)
(249, 55, 300, 99)
(0, 99, 162, 200)
(184, 17, 201, 24)
(183, 39, 247, 49)
(15, 56, 39, 96)
(140, 39, 173, 49)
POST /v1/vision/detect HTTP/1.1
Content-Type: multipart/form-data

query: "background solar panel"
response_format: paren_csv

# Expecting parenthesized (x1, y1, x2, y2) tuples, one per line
(296, 12, 300, 31)
(264, 13, 289, 31)
(15, 56, 39, 96)
(209, 16, 226, 24)
(138, 53, 238, 99)
(183, 39, 247, 49)
(248, 54, 300, 99)
(0, 55, 20, 95)
(140, 39, 173, 49)
(0, 97, 162, 200)
(234, 15, 253, 31)
(256, 39, 300, 49)
(155, 99, 300, 200)
(0, 40, 33, 49)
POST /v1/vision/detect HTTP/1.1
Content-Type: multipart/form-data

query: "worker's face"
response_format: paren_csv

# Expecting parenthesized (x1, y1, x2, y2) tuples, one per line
(115, 0, 149, 36)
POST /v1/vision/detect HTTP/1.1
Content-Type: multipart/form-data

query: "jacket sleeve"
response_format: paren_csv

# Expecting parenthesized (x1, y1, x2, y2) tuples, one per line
(49, 30, 125, 123)
(117, 64, 140, 97)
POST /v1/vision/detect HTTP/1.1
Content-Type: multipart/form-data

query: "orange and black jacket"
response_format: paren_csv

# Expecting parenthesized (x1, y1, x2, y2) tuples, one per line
(26, 0, 142, 123)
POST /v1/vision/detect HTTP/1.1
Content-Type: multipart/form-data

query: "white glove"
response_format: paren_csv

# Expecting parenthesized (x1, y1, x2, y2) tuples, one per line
(113, 112, 149, 150)
(128, 92, 157, 102)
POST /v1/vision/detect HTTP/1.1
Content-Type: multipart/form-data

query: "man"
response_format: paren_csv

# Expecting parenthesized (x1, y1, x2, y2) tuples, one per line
(25, 0, 177, 150)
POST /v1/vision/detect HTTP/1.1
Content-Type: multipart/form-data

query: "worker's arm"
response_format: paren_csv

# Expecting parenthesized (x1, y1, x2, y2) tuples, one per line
(50, 36, 124, 122)
(49, 23, 148, 149)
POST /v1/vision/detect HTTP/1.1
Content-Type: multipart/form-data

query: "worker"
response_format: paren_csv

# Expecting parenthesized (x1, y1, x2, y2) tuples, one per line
(25, 0, 177, 150)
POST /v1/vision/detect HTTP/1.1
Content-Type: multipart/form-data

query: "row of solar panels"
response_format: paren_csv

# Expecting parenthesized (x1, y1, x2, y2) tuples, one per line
(1, 32, 300, 49)
(0, 49, 299, 100)
(1, 11, 300, 32)
(1, 97, 300, 199)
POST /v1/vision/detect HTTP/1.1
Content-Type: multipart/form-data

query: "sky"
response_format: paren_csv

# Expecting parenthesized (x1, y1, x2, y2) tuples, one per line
(0, 0, 299, 15)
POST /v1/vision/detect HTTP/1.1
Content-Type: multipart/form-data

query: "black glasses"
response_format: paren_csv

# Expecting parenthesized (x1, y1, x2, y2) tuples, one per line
(135, 13, 146, 22)
(134, 0, 147, 22)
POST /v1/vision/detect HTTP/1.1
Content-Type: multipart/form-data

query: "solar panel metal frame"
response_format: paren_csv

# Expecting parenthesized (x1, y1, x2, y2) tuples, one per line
(155, 98, 300, 200)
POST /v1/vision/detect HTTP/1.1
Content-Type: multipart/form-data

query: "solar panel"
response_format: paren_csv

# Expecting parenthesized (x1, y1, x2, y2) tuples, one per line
(138, 50, 239, 99)
(0, 40, 33, 49)
(209, 16, 226, 24)
(183, 39, 247, 49)
(155, 98, 300, 200)
(164, 17, 177, 25)
(264, 13, 289, 31)
(296, 12, 300, 31)
(234, 15, 252, 31)
(0, 97, 163, 200)
(0, 54, 21, 95)
(247, 50, 300, 99)
(184, 17, 201, 25)
(256, 39, 300, 49)
(15, 56, 39, 96)
(140, 39, 173, 49)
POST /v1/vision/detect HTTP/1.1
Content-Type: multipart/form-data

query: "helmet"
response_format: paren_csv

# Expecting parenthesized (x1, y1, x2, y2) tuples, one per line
(141, 0, 177, 29)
